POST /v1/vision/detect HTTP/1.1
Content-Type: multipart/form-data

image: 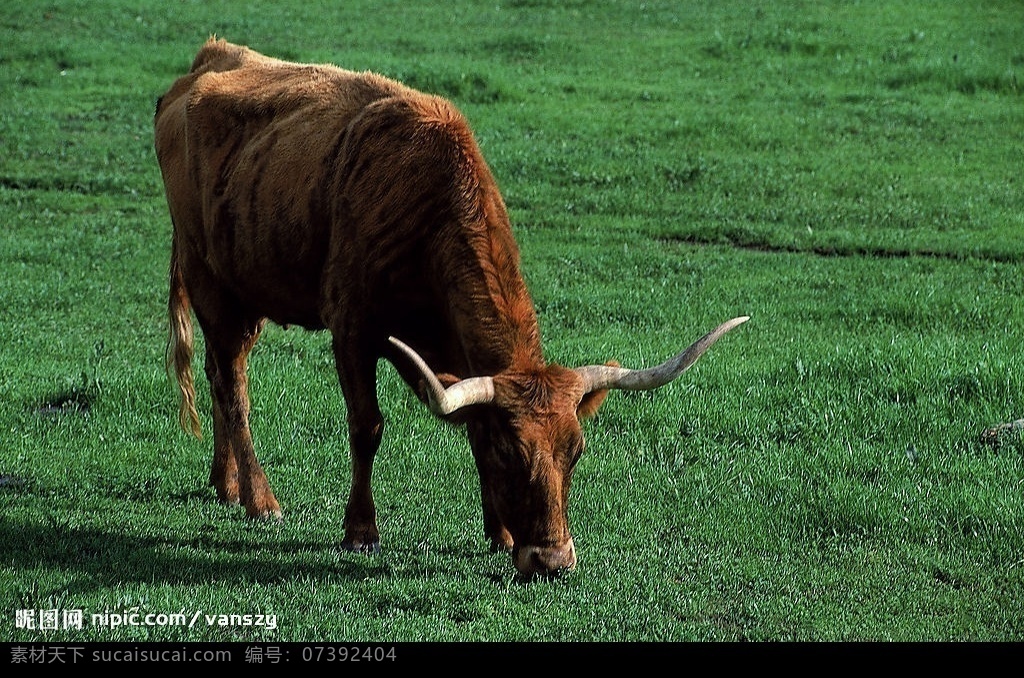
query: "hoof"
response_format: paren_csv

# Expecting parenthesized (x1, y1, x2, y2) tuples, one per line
(209, 476, 239, 505)
(489, 539, 513, 554)
(245, 506, 283, 522)
(488, 529, 514, 553)
(341, 539, 380, 554)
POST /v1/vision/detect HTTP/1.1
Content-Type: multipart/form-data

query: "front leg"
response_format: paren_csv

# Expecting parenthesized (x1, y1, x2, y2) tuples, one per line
(333, 336, 384, 553)
(482, 485, 514, 553)
(468, 422, 514, 552)
(342, 415, 384, 552)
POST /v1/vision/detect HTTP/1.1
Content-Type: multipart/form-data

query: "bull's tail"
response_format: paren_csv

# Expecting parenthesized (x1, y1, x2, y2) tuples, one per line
(167, 243, 202, 439)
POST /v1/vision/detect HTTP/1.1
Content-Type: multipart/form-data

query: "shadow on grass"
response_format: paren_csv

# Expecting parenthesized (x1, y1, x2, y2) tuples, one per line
(0, 500, 507, 599)
(0, 451, 518, 593)
(0, 518, 384, 594)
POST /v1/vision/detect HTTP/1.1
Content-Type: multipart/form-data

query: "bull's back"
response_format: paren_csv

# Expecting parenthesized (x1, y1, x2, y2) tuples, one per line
(154, 39, 411, 327)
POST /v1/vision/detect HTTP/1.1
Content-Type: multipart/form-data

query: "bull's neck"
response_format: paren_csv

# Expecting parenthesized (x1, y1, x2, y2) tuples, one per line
(432, 141, 545, 378)
(439, 227, 545, 378)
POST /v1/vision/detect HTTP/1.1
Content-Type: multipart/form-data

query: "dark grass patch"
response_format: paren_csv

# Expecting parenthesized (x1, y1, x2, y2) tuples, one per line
(388, 68, 506, 105)
(35, 388, 93, 417)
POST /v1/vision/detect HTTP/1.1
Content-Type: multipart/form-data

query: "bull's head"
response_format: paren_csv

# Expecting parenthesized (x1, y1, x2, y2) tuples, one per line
(389, 316, 748, 577)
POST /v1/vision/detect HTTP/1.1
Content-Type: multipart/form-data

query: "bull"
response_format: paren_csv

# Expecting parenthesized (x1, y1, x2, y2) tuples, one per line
(154, 38, 748, 577)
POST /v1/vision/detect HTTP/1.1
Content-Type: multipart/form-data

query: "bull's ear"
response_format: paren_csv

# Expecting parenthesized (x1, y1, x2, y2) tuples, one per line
(578, 360, 619, 419)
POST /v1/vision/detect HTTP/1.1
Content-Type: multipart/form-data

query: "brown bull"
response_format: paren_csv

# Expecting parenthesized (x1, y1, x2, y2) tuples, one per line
(155, 38, 748, 577)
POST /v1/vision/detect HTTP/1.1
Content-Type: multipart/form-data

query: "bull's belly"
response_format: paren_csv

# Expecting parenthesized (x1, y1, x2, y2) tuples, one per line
(194, 193, 330, 330)
(192, 246, 327, 330)
(228, 275, 326, 330)
(257, 300, 326, 332)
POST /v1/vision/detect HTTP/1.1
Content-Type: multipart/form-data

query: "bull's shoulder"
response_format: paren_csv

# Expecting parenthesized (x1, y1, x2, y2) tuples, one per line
(158, 39, 406, 128)
(155, 38, 253, 126)
(185, 59, 404, 128)
(188, 36, 254, 75)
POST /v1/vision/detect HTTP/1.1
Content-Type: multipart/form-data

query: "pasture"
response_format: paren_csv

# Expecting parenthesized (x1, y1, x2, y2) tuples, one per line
(2, 0, 1023, 642)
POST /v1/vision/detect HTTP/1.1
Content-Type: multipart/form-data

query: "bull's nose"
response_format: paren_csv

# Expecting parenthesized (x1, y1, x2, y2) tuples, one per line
(514, 538, 576, 577)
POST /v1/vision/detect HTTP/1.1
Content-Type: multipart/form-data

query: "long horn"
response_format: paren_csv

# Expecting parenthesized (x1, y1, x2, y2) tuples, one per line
(388, 336, 496, 416)
(576, 316, 749, 393)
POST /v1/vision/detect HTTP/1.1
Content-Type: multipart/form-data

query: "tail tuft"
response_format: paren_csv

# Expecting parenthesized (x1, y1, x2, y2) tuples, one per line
(167, 249, 202, 439)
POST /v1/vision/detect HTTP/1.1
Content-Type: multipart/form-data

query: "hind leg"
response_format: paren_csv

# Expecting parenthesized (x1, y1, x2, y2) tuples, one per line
(193, 301, 279, 519)
(205, 342, 240, 505)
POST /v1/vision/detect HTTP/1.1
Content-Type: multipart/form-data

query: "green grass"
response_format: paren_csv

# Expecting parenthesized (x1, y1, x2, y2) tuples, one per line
(2, 0, 1023, 642)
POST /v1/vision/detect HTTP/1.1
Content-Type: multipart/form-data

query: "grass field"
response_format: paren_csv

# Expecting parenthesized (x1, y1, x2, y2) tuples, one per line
(2, 0, 1023, 643)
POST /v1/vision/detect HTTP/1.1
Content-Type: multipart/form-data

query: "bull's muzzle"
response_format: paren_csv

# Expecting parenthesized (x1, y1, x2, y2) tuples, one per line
(514, 537, 577, 577)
